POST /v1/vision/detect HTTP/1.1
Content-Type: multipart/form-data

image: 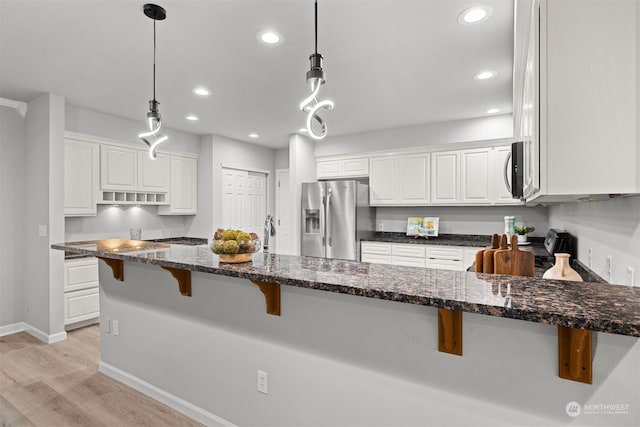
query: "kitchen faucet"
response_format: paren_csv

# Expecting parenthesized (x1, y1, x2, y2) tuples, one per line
(263, 214, 275, 253)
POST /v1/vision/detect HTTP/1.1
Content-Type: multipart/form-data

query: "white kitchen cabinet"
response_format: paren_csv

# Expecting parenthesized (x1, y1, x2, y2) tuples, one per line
(430, 151, 459, 204)
(158, 154, 198, 215)
(460, 148, 490, 204)
(514, 0, 640, 200)
(369, 157, 397, 205)
(360, 241, 392, 264)
(361, 241, 475, 272)
(64, 257, 99, 327)
(137, 151, 170, 192)
(391, 244, 425, 268)
(64, 138, 99, 216)
(100, 145, 137, 191)
(316, 157, 368, 179)
(369, 153, 429, 206)
(397, 154, 430, 205)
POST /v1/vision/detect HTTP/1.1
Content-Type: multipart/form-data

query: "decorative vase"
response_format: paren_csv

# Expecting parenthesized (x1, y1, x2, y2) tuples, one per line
(542, 253, 582, 282)
(517, 234, 528, 244)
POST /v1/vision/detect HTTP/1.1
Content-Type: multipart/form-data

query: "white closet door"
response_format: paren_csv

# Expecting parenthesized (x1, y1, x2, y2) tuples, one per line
(221, 168, 266, 239)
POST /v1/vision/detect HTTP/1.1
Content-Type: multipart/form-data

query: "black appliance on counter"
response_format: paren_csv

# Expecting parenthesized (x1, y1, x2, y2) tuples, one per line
(544, 229, 576, 260)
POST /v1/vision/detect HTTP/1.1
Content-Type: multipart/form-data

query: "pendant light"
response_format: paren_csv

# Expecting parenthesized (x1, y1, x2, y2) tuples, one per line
(138, 3, 168, 160)
(299, 0, 334, 140)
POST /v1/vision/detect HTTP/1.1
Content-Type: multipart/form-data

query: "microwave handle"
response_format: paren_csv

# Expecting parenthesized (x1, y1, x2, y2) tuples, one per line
(503, 151, 512, 193)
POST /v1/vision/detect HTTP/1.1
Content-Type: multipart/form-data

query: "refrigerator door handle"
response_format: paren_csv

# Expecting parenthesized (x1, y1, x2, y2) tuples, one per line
(326, 188, 332, 247)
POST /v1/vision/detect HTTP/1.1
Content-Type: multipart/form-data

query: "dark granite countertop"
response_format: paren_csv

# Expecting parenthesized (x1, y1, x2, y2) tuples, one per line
(52, 240, 640, 338)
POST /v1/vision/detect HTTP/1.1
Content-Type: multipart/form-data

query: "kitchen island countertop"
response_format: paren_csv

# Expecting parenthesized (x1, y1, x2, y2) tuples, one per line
(52, 239, 640, 337)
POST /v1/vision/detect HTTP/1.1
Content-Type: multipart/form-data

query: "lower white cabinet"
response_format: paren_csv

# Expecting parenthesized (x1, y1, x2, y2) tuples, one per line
(64, 258, 99, 327)
(362, 241, 479, 272)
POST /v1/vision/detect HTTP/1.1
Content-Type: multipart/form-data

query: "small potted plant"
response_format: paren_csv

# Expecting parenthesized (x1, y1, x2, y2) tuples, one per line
(514, 226, 535, 244)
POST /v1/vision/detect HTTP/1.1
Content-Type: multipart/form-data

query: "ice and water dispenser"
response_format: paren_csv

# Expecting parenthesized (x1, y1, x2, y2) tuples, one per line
(304, 209, 320, 234)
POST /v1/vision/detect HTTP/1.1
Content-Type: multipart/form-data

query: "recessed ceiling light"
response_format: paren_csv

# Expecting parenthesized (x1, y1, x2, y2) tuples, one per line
(458, 6, 493, 25)
(257, 30, 284, 46)
(248, 133, 259, 138)
(186, 115, 199, 121)
(486, 108, 501, 114)
(474, 70, 496, 80)
(193, 87, 211, 96)
(298, 128, 307, 133)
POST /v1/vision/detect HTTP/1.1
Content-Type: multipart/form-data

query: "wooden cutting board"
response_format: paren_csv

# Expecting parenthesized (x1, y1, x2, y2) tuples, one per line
(482, 234, 508, 274)
(493, 234, 535, 277)
(475, 234, 499, 272)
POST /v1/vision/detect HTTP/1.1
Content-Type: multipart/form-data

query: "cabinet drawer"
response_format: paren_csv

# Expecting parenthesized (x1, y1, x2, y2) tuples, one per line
(425, 247, 464, 260)
(392, 256, 425, 268)
(64, 258, 99, 292)
(361, 253, 392, 264)
(425, 258, 464, 271)
(361, 242, 392, 255)
(64, 288, 99, 325)
(391, 244, 426, 258)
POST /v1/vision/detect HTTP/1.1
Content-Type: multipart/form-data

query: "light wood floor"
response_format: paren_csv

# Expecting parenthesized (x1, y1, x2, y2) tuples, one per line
(0, 325, 204, 427)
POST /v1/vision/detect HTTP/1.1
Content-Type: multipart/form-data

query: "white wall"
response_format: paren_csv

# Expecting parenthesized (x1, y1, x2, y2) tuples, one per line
(274, 147, 289, 169)
(549, 196, 640, 286)
(23, 93, 66, 340)
(289, 134, 316, 255)
(186, 135, 214, 239)
(65, 104, 200, 155)
(377, 205, 549, 237)
(314, 114, 513, 157)
(0, 105, 26, 329)
(99, 263, 640, 426)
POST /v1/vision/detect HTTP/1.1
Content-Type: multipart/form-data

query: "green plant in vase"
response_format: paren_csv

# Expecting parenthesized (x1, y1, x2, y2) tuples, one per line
(514, 226, 535, 244)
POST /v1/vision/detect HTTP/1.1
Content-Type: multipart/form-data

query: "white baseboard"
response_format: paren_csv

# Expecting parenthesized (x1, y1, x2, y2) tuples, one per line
(99, 362, 235, 427)
(24, 323, 67, 344)
(0, 322, 25, 337)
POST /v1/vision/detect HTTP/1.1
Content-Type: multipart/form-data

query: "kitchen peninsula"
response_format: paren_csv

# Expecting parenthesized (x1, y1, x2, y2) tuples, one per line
(52, 240, 640, 426)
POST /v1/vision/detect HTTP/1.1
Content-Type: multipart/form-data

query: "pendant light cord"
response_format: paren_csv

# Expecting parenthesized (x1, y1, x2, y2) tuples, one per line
(153, 19, 157, 102)
(314, 0, 318, 54)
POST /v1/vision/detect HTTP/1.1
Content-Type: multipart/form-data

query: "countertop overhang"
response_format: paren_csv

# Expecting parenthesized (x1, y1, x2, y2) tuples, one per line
(52, 240, 640, 338)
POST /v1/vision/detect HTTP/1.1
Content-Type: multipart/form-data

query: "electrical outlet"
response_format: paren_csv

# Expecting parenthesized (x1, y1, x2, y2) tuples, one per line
(378, 223, 384, 231)
(257, 370, 268, 394)
(587, 248, 593, 268)
(627, 267, 635, 286)
(38, 225, 47, 237)
(605, 256, 613, 283)
(112, 320, 119, 336)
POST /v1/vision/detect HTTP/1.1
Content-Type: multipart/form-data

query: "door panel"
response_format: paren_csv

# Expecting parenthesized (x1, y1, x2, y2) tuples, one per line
(326, 180, 357, 260)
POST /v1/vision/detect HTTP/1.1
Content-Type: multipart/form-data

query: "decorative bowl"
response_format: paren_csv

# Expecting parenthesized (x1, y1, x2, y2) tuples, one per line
(210, 238, 261, 263)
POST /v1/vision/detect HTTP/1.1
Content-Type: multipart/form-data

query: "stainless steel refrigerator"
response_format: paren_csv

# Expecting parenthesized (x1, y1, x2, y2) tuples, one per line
(301, 180, 375, 261)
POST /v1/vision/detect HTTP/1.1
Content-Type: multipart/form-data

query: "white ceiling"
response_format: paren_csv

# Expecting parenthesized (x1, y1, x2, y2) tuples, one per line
(0, 0, 514, 149)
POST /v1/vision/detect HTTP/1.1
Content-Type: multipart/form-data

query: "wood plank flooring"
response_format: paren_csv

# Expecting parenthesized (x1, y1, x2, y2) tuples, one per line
(0, 325, 204, 427)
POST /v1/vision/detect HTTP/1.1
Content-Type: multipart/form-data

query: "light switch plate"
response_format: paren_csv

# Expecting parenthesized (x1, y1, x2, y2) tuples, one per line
(38, 225, 47, 237)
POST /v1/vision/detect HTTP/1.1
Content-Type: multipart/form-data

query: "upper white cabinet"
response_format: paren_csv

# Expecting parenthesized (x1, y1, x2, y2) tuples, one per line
(430, 151, 458, 204)
(158, 154, 198, 215)
(460, 148, 490, 204)
(137, 151, 170, 192)
(316, 157, 368, 179)
(369, 153, 429, 206)
(64, 138, 99, 216)
(515, 0, 640, 200)
(100, 145, 137, 191)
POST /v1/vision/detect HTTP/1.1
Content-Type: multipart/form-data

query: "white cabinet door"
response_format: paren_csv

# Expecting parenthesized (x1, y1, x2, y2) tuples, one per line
(158, 155, 197, 215)
(369, 157, 397, 205)
(317, 158, 369, 179)
(398, 154, 429, 205)
(64, 139, 98, 216)
(430, 151, 459, 204)
(137, 151, 170, 192)
(100, 145, 137, 191)
(64, 258, 99, 292)
(64, 288, 99, 326)
(460, 148, 491, 204)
